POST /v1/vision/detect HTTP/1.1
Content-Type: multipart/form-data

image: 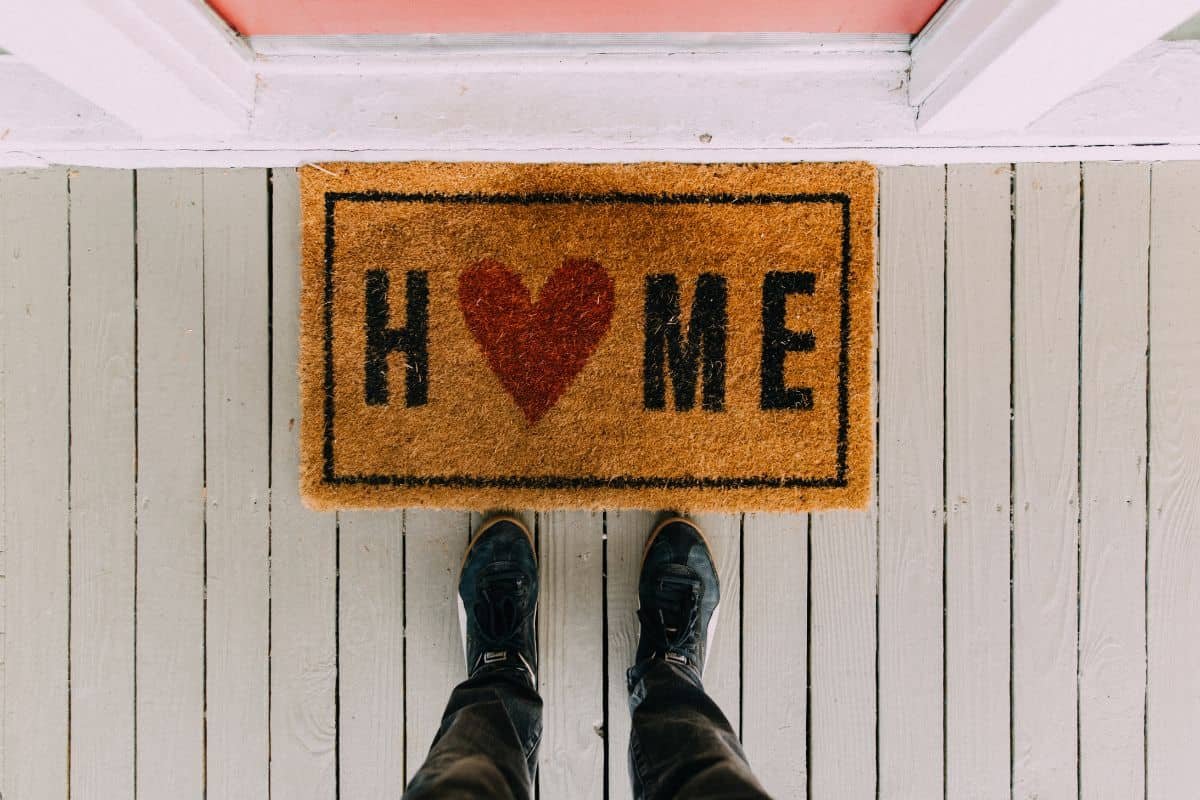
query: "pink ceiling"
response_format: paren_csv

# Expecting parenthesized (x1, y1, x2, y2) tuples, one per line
(208, 0, 945, 35)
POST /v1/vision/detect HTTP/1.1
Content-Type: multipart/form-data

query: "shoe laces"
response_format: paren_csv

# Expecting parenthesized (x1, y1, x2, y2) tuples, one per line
(639, 573, 702, 661)
(472, 570, 531, 652)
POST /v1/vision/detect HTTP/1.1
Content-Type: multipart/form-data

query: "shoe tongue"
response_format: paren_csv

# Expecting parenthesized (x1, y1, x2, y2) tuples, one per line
(477, 569, 525, 643)
(482, 594, 518, 640)
(655, 568, 700, 635)
(481, 566, 524, 596)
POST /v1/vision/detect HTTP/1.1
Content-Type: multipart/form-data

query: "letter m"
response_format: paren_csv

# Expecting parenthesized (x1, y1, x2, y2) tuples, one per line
(643, 273, 727, 411)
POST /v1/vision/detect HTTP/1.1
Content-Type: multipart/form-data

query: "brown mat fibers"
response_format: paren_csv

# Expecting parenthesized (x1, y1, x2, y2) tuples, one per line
(300, 162, 875, 511)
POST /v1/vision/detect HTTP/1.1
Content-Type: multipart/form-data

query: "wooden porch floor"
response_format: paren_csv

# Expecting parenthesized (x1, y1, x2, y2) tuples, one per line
(2, 163, 1198, 800)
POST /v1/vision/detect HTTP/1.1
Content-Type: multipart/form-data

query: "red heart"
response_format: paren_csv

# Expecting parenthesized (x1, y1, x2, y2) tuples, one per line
(458, 258, 615, 424)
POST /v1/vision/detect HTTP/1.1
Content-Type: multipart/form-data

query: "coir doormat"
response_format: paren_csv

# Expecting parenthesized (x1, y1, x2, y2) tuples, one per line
(299, 162, 875, 511)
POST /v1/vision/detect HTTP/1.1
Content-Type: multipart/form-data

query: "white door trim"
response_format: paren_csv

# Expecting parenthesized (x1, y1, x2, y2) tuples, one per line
(0, 0, 254, 137)
(1, 2, 1199, 166)
(910, 0, 1200, 132)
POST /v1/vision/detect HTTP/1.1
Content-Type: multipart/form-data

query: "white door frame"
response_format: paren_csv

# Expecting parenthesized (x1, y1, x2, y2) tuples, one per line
(0, 0, 1198, 166)
(0, 0, 254, 138)
(910, 0, 1200, 131)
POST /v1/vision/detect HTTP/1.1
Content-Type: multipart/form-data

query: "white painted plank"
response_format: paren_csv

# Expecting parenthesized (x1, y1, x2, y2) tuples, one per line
(944, 162, 1011, 800)
(1012, 161, 1080, 800)
(0, 168, 69, 800)
(339, 511, 405, 800)
(537, 511, 605, 800)
(809, 509, 877, 800)
(690, 513, 741, 731)
(876, 164, 945, 800)
(1146, 161, 1200, 799)
(605, 510, 657, 800)
(135, 169, 206, 800)
(269, 167, 337, 800)
(403, 509, 470, 782)
(203, 167, 271, 800)
(1079, 160, 1149, 800)
(809, 161, 879, 800)
(68, 167, 136, 800)
(741, 512, 807, 799)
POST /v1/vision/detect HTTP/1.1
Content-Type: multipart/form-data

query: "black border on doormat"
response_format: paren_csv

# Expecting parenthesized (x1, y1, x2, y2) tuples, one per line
(321, 190, 853, 490)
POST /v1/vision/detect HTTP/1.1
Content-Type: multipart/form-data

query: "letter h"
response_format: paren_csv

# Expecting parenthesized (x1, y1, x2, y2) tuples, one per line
(364, 269, 429, 406)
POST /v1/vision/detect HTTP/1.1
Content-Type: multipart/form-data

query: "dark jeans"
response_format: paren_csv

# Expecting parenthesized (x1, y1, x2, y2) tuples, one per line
(404, 661, 771, 799)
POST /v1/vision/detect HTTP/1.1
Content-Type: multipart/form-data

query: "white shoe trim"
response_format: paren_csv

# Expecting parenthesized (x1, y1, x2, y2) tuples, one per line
(703, 604, 720, 675)
(456, 592, 469, 669)
(516, 651, 536, 684)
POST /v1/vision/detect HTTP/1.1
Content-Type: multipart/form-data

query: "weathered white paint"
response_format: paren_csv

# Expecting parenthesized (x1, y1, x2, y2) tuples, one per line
(0, 168, 70, 800)
(1079, 161, 1149, 800)
(809, 509, 877, 800)
(537, 511, 605, 800)
(133, 169, 207, 800)
(741, 513, 807, 800)
(944, 163, 1011, 799)
(809, 173, 880, 799)
(604, 510, 656, 800)
(3, 39, 1200, 165)
(203, 167, 271, 800)
(877, 165, 944, 800)
(269, 167, 338, 800)
(1147, 161, 1200, 800)
(1011, 162, 1081, 800)
(338, 512, 406, 798)
(913, 0, 1200, 131)
(0, 1, 253, 136)
(68, 168, 136, 800)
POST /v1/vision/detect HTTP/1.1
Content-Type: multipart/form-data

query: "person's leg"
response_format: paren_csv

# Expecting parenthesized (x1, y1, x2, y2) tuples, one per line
(626, 517, 772, 800)
(403, 671, 540, 800)
(405, 516, 542, 800)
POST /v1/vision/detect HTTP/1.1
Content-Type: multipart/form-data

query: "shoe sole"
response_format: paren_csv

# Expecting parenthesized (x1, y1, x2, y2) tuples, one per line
(638, 515, 721, 675)
(457, 514, 537, 677)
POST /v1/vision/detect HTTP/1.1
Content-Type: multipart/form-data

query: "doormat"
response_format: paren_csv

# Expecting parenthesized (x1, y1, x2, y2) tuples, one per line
(299, 162, 875, 511)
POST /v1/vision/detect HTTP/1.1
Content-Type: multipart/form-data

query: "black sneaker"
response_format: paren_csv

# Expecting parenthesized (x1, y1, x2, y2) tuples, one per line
(457, 516, 538, 687)
(632, 516, 720, 681)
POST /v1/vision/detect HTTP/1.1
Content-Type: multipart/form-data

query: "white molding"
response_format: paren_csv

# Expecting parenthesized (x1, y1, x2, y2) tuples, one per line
(249, 32, 914, 58)
(254, 43, 912, 76)
(14, 144, 1200, 169)
(248, 33, 913, 77)
(909, 0, 1011, 107)
(0, 0, 255, 137)
(911, 0, 1200, 132)
(2, 36, 1200, 166)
